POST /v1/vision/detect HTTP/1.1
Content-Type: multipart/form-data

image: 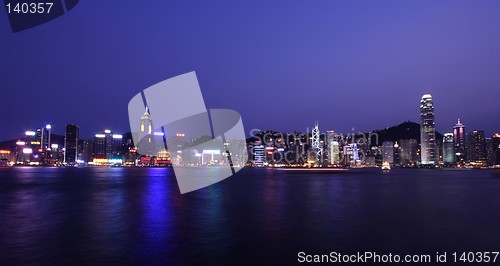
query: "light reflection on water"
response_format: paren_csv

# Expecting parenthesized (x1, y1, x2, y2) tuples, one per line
(0, 167, 499, 264)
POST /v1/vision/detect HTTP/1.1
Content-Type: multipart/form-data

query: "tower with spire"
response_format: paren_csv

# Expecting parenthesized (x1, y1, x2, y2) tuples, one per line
(453, 118, 466, 164)
(140, 106, 153, 142)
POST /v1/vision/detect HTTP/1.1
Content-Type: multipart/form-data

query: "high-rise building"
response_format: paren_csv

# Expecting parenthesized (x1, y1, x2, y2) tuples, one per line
(64, 124, 79, 164)
(329, 141, 340, 165)
(140, 107, 153, 142)
(399, 139, 418, 166)
(382, 141, 394, 164)
(79, 139, 92, 162)
(93, 129, 123, 160)
(311, 122, 321, 162)
(486, 138, 494, 166)
(442, 133, 454, 165)
(453, 118, 466, 164)
(393, 142, 401, 166)
(467, 130, 486, 165)
(325, 130, 335, 163)
(342, 143, 359, 165)
(420, 94, 437, 165)
(493, 134, 500, 166)
(252, 141, 265, 166)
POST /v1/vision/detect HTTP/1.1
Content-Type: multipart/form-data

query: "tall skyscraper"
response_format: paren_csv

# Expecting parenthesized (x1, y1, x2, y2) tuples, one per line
(420, 94, 437, 165)
(252, 140, 265, 166)
(453, 118, 466, 164)
(140, 107, 153, 142)
(382, 141, 394, 164)
(393, 142, 401, 166)
(442, 133, 454, 164)
(93, 129, 123, 160)
(64, 124, 79, 164)
(399, 139, 418, 166)
(329, 141, 340, 165)
(486, 137, 494, 166)
(493, 134, 500, 166)
(325, 130, 335, 163)
(311, 122, 321, 162)
(467, 130, 486, 164)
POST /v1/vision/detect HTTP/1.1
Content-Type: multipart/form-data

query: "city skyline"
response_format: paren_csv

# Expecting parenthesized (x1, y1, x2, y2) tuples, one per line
(2, 93, 499, 168)
(1, 1, 500, 140)
(0, 96, 497, 142)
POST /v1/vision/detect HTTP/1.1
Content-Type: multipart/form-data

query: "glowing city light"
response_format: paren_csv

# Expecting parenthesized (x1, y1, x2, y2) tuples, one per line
(25, 131, 36, 136)
(104, 129, 111, 134)
(23, 148, 33, 154)
(112, 134, 123, 139)
(45, 124, 52, 129)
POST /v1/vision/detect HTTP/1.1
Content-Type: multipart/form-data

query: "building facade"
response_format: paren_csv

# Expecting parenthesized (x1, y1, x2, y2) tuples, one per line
(64, 124, 79, 164)
(467, 130, 487, 165)
(442, 133, 454, 164)
(453, 118, 466, 164)
(420, 94, 437, 165)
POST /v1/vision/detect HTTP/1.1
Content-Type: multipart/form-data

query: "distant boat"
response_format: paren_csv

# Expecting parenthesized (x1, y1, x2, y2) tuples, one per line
(381, 162, 391, 171)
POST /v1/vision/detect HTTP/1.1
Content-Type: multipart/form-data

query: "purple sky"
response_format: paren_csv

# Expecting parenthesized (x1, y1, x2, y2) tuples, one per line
(1, 0, 499, 140)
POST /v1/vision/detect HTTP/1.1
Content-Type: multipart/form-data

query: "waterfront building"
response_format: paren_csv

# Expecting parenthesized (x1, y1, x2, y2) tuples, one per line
(420, 94, 437, 165)
(140, 107, 153, 144)
(486, 138, 494, 166)
(393, 141, 401, 166)
(342, 143, 359, 165)
(443, 133, 455, 165)
(453, 118, 466, 164)
(493, 134, 500, 166)
(382, 141, 394, 164)
(93, 129, 123, 160)
(467, 130, 486, 165)
(79, 139, 92, 162)
(399, 139, 418, 166)
(64, 124, 79, 164)
(311, 122, 321, 162)
(329, 141, 340, 165)
(252, 141, 265, 166)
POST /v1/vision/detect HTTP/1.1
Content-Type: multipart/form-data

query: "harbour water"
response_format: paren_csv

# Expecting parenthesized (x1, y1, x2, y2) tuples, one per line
(0, 167, 499, 265)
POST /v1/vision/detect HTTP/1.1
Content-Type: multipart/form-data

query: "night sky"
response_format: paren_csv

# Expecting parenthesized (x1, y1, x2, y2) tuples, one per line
(1, 0, 499, 140)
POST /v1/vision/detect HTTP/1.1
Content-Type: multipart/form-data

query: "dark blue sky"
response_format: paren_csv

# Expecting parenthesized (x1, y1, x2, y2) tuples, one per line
(1, 0, 499, 140)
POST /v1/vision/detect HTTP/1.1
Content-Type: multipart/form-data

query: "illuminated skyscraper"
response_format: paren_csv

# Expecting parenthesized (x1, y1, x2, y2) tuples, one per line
(252, 140, 265, 166)
(311, 122, 321, 161)
(493, 134, 500, 166)
(467, 130, 486, 165)
(325, 130, 336, 164)
(420, 94, 437, 165)
(342, 143, 359, 165)
(486, 137, 494, 166)
(393, 141, 401, 166)
(64, 124, 79, 164)
(93, 129, 123, 159)
(399, 139, 418, 166)
(329, 141, 340, 165)
(443, 133, 454, 164)
(382, 141, 394, 164)
(140, 106, 153, 142)
(453, 118, 466, 164)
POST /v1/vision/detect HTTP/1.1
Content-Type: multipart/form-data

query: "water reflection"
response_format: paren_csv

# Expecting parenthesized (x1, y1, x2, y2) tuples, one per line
(1, 167, 500, 264)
